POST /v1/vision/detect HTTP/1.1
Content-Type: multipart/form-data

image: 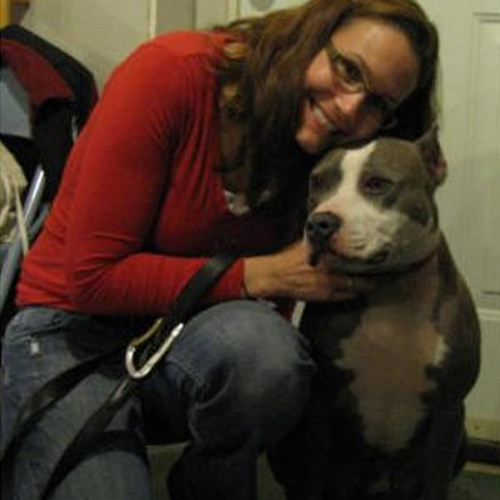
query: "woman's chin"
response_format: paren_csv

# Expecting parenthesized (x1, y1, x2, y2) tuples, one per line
(295, 129, 332, 155)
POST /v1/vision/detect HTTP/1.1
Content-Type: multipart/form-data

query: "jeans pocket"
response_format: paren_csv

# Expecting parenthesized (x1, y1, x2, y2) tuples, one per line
(4, 307, 74, 345)
(2, 308, 90, 395)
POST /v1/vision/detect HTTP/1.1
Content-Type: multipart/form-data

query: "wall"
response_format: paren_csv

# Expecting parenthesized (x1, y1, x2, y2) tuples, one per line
(11, 0, 227, 90)
(19, 0, 195, 90)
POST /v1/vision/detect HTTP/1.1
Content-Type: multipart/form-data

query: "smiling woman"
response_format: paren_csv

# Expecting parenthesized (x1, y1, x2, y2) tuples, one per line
(296, 17, 420, 153)
(1, 1, 441, 500)
(214, 0, 439, 216)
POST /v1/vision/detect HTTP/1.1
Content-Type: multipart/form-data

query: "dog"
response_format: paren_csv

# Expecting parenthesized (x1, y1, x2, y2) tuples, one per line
(269, 127, 481, 500)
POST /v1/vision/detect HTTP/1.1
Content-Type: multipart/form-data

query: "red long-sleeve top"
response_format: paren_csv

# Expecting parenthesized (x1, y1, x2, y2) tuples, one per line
(17, 31, 295, 316)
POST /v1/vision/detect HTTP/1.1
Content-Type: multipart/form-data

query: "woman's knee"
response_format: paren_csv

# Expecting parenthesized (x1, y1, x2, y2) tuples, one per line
(167, 301, 316, 439)
(172, 301, 313, 383)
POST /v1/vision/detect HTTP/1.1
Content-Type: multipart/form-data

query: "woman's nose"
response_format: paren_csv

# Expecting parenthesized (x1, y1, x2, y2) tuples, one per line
(334, 92, 365, 122)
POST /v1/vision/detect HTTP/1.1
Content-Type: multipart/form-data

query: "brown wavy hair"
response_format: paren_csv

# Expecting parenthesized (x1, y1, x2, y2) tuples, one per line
(213, 0, 440, 214)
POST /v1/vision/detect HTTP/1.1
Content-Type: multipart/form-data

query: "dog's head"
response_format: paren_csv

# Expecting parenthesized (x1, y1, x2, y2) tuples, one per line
(305, 125, 447, 274)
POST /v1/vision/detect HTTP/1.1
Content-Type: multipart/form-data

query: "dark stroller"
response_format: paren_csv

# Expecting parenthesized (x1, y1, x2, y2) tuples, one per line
(0, 25, 98, 333)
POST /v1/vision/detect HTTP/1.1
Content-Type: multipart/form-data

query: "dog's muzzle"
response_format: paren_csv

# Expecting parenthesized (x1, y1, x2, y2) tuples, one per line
(306, 212, 342, 266)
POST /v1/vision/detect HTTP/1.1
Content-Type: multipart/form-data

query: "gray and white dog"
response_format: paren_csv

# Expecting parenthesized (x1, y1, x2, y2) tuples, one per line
(269, 127, 481, 500)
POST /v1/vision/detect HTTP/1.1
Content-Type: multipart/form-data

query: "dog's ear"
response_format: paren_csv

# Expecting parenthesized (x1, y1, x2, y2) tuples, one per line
(415, 123, 447, 186)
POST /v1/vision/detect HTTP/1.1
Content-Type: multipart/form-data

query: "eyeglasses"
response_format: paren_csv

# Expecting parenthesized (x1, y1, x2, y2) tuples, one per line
(325, 40, 399, 130)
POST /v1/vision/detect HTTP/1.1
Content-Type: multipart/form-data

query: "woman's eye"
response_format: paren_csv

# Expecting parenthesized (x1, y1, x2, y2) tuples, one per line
(364, 176, 393, 194)
(336, 57, 363, 87)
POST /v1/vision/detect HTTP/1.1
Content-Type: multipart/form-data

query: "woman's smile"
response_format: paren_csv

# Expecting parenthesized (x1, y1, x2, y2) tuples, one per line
(309, 97, 337, 132)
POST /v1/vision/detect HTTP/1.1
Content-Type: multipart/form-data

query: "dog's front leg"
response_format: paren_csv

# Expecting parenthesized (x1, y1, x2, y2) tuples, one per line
(268, 392, 335, 500)
(390, 403, 466, 500)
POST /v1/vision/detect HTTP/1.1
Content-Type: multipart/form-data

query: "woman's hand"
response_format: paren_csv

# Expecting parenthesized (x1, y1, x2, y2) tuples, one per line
(243, 240, 374, 302)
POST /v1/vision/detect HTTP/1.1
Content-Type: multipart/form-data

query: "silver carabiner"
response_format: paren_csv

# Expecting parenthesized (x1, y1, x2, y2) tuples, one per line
(125, 319, 185, 379)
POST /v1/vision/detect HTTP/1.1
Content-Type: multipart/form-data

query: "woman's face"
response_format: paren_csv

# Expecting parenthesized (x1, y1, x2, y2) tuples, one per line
(296, 17, 420, 155)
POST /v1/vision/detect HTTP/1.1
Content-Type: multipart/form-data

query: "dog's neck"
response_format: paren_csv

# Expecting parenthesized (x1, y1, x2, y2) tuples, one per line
(352, 232, 443, 280)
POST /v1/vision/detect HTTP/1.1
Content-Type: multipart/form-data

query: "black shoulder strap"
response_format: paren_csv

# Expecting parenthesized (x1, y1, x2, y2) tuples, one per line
(1, 253, 238, 500)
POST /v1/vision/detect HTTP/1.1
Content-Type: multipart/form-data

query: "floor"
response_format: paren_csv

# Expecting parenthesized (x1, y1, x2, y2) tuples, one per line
(148, 444, 500, 500)
(448, 463, 500, 500)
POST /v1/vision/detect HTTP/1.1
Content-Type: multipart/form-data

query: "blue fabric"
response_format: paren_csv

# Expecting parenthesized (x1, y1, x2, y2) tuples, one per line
(1, 301, 315, 500)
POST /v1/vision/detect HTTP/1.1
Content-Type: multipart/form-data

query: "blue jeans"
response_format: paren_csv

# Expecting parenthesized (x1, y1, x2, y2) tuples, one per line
(1, 301, 315, 500)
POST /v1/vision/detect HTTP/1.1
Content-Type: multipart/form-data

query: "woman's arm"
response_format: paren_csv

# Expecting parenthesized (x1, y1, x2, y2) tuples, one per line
(63, 36, 367, 316)
(65, 39, 244, 315)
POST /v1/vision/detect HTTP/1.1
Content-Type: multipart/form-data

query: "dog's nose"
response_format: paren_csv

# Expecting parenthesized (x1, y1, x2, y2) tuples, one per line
(306, 212, 342, 241)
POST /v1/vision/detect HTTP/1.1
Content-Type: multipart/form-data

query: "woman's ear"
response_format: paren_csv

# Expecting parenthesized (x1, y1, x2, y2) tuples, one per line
(415, 123, 447, 186)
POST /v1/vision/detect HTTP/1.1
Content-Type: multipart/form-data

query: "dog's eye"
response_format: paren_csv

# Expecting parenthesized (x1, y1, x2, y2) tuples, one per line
(363, 176, 393, 194)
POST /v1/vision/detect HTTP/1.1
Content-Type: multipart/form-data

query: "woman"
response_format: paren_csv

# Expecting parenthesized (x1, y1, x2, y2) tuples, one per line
(1, 0, 439, 499)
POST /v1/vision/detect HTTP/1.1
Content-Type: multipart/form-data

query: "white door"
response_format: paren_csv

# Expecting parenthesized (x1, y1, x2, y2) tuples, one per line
(419, 0, 500, 443)
(200, 0, 500, 442)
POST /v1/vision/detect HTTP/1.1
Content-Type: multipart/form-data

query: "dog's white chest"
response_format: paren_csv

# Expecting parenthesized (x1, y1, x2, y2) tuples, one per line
(336, 302, 446, 453)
